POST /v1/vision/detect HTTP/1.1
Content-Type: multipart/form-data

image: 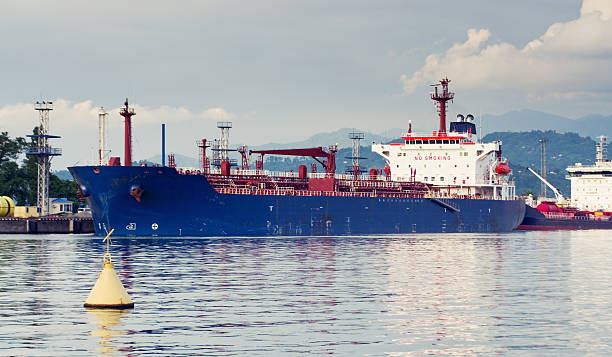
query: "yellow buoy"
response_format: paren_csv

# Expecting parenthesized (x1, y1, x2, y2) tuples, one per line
(0, 196, 15, 217)
(84, 229, 134, 309)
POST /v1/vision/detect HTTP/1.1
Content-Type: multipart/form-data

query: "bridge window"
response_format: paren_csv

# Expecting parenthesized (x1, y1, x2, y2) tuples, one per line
(431, 177, 435, 181)
(416, 140, 422, 144)
(443, 140, 449, 144)
(436, 140, 442, 144)
(440, 177, 444, 181)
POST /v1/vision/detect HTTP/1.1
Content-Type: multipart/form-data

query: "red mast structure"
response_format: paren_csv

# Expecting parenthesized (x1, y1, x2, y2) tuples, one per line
(120, 98, 136, 166)
(197, 139, 210, 173)
(431, 78, 454, 137)
(238, 145, 250, 170)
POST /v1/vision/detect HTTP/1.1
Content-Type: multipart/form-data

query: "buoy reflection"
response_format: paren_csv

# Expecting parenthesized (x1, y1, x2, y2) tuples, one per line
(86, 308, 132, 354)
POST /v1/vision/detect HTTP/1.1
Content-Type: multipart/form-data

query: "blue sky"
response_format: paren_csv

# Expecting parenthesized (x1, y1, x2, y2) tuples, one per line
(1, 0, 610, 169)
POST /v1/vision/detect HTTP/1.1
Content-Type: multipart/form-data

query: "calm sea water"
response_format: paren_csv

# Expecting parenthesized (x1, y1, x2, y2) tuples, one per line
(1, 231, 611, 356)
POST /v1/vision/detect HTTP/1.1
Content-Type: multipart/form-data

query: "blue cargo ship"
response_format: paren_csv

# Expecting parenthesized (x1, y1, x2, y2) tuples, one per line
(70, 78, 525, 236)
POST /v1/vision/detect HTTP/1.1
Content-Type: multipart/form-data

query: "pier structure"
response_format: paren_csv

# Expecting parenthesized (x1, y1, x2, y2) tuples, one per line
(26, 101, 62, 216)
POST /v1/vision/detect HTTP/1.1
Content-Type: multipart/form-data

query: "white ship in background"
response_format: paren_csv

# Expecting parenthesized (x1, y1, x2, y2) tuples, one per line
(566, 136, 612, 211)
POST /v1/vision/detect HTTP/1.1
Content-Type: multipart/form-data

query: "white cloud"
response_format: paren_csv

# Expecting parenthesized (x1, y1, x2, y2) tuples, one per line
(581, 0, 612, 20)
(401, 0, 612, 100)
(201, 107, 234, 121)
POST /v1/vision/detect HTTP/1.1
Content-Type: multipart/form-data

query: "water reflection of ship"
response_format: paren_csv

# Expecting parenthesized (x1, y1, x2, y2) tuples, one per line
(86, 308, 134, 355)
(383, 237, 502, 352)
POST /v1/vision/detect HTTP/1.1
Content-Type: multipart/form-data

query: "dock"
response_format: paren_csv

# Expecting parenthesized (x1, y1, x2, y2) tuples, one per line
(0, 217, 94, 234)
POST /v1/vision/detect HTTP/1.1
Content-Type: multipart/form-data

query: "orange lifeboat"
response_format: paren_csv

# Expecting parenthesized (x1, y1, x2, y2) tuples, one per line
(495, 162, 511, 175)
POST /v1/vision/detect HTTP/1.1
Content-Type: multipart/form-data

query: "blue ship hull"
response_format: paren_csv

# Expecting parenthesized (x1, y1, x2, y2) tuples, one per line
(69, 166, 526, 236)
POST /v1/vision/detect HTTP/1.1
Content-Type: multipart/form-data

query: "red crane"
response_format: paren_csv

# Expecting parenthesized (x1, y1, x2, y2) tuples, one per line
(249, 146, 338, 173)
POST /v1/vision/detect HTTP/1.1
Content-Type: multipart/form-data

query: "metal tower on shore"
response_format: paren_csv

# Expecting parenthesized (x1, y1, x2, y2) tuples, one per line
(26, 101, 62, 216)
(539, 138, 547, 198)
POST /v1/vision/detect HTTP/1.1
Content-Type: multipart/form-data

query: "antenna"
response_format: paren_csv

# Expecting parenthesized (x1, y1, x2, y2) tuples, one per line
(479, 110, 483, 142)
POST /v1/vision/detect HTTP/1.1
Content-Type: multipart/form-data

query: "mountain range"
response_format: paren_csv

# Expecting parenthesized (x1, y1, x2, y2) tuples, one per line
(145, 110, 611, 162)
(480, 110, 612, 139)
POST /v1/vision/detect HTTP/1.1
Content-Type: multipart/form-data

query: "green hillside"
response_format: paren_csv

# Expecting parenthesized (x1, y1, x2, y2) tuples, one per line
(482, 131, 597, 197)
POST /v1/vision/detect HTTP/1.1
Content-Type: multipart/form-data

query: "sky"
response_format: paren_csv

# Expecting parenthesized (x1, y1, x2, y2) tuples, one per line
(1, 0, 611, 170)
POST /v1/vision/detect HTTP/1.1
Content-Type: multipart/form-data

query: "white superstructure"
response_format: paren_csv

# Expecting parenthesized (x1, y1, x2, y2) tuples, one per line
(372, 78, 515, 200)
(566, 136, 612, 211)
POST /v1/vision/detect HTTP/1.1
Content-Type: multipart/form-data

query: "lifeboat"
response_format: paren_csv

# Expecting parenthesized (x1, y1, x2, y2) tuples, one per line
(494, 162, 511, 175)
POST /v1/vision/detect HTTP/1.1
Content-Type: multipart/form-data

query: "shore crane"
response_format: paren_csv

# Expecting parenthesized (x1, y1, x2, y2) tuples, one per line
(527, 167, 566, 204)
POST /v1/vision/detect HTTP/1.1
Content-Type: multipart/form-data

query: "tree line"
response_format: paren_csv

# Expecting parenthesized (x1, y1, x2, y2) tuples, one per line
(0, 129, 80, 211)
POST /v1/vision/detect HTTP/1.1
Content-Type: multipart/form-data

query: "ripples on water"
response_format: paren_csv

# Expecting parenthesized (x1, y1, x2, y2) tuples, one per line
(1, 231, 612, 355)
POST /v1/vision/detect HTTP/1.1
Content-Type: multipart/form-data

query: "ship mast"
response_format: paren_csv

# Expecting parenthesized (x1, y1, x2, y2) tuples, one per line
(431, 78, 454, 136)
(119, 99, 136, 166)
